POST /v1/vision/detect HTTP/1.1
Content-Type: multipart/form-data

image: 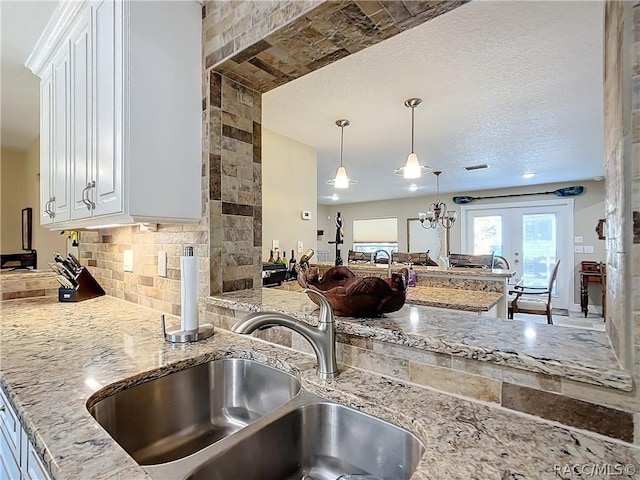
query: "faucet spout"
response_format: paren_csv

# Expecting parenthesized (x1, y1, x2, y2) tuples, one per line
(371, 249, 392, 277)
(231, 290, 338, 380)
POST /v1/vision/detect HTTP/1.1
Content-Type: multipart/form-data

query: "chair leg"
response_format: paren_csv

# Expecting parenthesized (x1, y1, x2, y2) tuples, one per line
(546, 309, 553, 325)
(508, 307, 513, 319)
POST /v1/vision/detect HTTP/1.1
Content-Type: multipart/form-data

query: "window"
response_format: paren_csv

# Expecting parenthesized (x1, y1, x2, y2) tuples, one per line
(352, 218, 398, 254)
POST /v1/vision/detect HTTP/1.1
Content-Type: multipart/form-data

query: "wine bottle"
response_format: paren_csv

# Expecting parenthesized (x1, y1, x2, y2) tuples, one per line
(275, 250, 282, 263)
(289, 249, 296, 270)
(282, 250, 287, 266)
(408, 263, 417, 287)
(268, 250, 275, 263)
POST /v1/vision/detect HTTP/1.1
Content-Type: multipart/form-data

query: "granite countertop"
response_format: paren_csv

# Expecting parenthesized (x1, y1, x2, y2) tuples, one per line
(208, 288, 632, 391)
(274, 282, 502, 312)
(407, 285, 502, 312)
(2, 295, 639, 480)
(0, 269, 54, 278)
(314, 262, 516, 278)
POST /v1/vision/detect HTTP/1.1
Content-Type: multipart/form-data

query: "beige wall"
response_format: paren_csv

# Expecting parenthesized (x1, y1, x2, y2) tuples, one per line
(23, 140, 66, 266)
(262, 129, 317, 261)
(1, 142, 68, 267)
(1, 148, 27, 253)
(319, 180, 605, 307)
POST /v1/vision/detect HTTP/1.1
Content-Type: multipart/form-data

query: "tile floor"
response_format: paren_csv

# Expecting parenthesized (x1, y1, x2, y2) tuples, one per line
(511, 310, 605, 331)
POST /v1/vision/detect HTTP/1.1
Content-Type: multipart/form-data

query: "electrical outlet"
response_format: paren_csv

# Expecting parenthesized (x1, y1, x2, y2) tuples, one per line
(574, 236, 583, 244)
(158, 250, 167, 277)
(123, 250, 134, 272)
(584, 245, 594, 254)
(272, 240, 279, 250)
(297, 241, 303, 253)
(574, 245, 584, 254)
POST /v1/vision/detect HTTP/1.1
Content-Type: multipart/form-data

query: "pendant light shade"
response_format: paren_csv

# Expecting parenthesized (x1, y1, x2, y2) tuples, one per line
(327, 119, 356, 189)
(394, 98, 431, 178)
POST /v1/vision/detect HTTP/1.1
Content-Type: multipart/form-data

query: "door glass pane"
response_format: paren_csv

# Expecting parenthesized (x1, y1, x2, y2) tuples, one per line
(472, 216, 502, 255)
(521, 213, 557, 290)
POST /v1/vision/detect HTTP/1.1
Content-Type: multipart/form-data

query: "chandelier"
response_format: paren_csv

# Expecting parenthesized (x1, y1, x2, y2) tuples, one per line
(418, 171, 457, 229)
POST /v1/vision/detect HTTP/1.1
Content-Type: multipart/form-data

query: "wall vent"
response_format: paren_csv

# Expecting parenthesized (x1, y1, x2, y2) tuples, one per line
(464, 164, 489, 171)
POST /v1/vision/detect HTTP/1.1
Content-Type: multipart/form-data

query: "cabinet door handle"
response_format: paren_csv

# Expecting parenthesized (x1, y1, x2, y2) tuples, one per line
(44, 200, 51, 216)
(81, 184, 91, 210)
(87, 181, 96, 210)
(49, 196, 56, 219)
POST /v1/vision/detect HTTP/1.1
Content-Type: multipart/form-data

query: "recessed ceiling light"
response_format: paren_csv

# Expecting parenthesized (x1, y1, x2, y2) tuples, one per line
(522, 172, 536, 179)
(408, 184, 419, 191)
(330, 193, 339, 201)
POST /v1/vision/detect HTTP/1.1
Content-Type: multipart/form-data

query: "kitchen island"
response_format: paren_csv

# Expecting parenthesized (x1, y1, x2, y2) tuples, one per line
(314, 263, 516, 317)
(1, 296, 638, 480)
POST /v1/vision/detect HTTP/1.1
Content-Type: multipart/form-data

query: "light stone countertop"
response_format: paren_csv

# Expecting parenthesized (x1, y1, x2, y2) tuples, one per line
(314, 262, 516, 278)
(207, 288, 632, 391)
(1, 295, 639, 480)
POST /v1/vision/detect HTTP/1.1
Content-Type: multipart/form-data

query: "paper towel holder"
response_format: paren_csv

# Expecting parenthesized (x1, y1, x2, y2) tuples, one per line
(161, 315, 214, 343)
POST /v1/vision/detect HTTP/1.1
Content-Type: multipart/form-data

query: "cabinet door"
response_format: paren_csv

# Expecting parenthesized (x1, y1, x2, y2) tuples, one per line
(92, 0, 123, 217)
(0, 427, 21, 480)
(39, 67, 54, 225)
(70, 8, 93, 221)
(51, 44, 71, 223)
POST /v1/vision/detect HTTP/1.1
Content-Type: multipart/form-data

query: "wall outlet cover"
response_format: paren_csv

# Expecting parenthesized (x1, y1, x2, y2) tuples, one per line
(574, 245, 584, 254)
(297, 241, 303, 253)
(574, 236, 583, 244)
(272, 239, 279, 250)
(123, 250, 134, 272)
(301, 211, 311, 220)
(158, 250, 168, 277)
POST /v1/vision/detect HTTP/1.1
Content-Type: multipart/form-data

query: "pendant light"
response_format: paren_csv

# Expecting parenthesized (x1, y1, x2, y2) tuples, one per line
(327, 119, 356, 189)
(394, 98, 431, 179)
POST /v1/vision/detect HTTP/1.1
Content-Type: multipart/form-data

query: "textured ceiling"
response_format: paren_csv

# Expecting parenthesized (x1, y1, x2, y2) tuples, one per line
(1, 1, 58, 150)
(263, 1, 605, 205)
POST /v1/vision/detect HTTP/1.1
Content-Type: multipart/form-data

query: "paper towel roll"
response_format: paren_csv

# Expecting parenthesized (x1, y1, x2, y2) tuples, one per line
(180, 252, 198, 332)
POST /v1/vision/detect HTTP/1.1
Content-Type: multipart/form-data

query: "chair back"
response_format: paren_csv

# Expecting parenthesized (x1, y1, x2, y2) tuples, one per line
(347, 250, 369, 263)
(492, 255, 510, 269)
(547, 259, 561, 291)
(392, 251, 438, 266)
(449, 253, 494, 268)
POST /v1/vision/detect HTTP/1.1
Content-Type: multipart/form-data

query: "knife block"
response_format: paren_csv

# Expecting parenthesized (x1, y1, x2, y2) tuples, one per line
(58, 267, 105, 302)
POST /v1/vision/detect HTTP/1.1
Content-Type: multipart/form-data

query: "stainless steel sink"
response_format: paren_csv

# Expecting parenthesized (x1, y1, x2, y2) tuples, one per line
(185, 401, 425, 480)
(88, 358, 301, 465)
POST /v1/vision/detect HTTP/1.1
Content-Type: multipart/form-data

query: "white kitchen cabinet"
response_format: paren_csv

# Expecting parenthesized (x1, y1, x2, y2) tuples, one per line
(27, 0, 201, 229)
(0, 387, 51, 480)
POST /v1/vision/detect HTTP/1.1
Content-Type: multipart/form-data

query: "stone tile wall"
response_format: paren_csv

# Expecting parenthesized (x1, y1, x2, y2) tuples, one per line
(80, 224, 209, 316)
(1, 272, 58, 301)
(207, 0, 466, 93)
(631, 0, 640, 444)
(205, 304, 637, 444)
(604, 0, 630, 369)
(208, 72, 263, 294)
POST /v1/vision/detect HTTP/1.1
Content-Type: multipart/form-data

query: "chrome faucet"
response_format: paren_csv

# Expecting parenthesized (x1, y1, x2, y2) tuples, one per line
(231, 290, 339, 380)
(371, 249, 392, 277)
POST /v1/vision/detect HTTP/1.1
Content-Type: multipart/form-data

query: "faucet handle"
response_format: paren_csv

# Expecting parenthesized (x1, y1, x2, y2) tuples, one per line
(303, 289, 335, 324)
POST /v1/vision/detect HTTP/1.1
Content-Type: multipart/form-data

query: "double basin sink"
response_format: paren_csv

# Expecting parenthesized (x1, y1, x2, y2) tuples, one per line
(87, 358, 424, 480)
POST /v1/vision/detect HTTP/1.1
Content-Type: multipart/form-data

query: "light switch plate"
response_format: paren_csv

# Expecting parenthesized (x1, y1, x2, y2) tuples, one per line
(297, 241, 303, 253)
(584, 245, 594, 254)
(272, 240, 279, 250)
(158, 250, 167, 277)
(574, 236, 583, 244)
(574, 246, 584, 254)
(123, 250, 134, 272)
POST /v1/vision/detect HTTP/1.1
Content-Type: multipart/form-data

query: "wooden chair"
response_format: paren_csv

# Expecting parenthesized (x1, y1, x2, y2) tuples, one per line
(492, 255, 510, 270)
(508, 259, 561, 325)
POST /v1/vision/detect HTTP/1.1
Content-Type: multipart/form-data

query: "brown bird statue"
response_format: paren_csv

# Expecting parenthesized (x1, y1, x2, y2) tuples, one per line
(298, 265, 408, 317)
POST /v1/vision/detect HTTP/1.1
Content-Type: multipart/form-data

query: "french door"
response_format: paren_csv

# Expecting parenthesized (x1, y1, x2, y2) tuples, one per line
(461, 199, 573, 311)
